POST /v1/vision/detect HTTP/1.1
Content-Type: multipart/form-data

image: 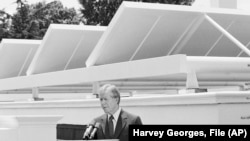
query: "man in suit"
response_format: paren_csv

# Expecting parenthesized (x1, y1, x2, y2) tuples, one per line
(92, 84, 142, 141)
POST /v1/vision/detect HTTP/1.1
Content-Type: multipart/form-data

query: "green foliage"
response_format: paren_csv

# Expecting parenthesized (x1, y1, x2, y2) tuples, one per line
(0, 11, 12, 41)
(79, 0, 194, 26)
(28, 1, 81, 39)
(0, 0, 195, 41)
(79, 0, 122, 25)
(10, 4, 33, 39)
(31, 1, 80, 25)
(0, 1, 81, 41)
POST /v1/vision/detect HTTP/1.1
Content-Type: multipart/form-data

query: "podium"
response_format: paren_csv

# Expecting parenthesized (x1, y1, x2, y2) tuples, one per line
(57, 124, 86, 140)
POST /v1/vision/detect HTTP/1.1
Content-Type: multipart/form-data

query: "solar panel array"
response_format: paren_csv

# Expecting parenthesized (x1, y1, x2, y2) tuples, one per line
(86, 2, 250, 67)
(0, 2, 249, 93)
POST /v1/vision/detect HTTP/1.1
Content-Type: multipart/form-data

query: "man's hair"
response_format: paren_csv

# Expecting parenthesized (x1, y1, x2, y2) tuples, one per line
(99, 84, 121, 104)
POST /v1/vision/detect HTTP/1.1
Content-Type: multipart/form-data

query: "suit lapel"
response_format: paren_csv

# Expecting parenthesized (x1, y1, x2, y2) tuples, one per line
(114, 109, 127, 138)
(100, 114, 109, 139)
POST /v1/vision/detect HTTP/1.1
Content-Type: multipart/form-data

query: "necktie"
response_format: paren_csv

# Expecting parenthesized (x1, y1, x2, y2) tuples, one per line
(108, 115, 114, 138)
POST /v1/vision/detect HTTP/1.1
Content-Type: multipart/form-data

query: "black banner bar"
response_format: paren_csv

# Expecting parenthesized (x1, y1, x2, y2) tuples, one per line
(129, 125, 250, 141)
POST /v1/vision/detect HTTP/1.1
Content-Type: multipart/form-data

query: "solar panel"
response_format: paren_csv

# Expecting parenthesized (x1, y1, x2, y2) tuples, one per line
(0, 2, 249, 92)
(0, 39, 40, 79)
(27, 24, 106, 75)
(86, 2, 250, 67)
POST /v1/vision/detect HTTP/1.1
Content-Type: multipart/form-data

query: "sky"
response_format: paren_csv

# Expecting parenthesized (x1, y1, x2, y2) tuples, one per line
(0, 0, 250, 15)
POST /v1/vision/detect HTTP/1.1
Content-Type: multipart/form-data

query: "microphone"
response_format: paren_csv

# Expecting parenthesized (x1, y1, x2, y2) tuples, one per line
(89, 122, 100, 139)
(83, 121, 95, 140)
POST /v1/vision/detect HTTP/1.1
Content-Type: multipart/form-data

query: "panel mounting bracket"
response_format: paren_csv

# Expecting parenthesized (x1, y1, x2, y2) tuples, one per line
(180, 70, 207, 94)
(92, 82, 100, 98)
(32, 87, 44, 101)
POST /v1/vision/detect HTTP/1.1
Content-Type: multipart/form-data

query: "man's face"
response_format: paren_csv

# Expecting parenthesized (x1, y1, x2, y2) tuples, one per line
(99, 90, 118, 115)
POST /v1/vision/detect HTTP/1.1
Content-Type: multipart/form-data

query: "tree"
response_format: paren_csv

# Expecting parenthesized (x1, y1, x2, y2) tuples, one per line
(10, 4, 33, 39)
(79, 0, 195, 26)
(28, 1, 81, 38)
(1, 1, 81, 41)
(31, 1, 80, 25)
(0, 10, 12, 41)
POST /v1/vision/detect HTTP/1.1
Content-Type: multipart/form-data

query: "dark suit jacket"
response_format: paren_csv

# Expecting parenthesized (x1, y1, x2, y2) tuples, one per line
(93, 109, 142, 141)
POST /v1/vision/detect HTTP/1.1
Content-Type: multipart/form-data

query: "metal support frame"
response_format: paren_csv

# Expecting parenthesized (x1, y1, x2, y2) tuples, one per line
(0, 55, 186, 91)
(205, 21, 235, 56)
(205, 14, 250, 56)
(237, 41, 250, 57)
